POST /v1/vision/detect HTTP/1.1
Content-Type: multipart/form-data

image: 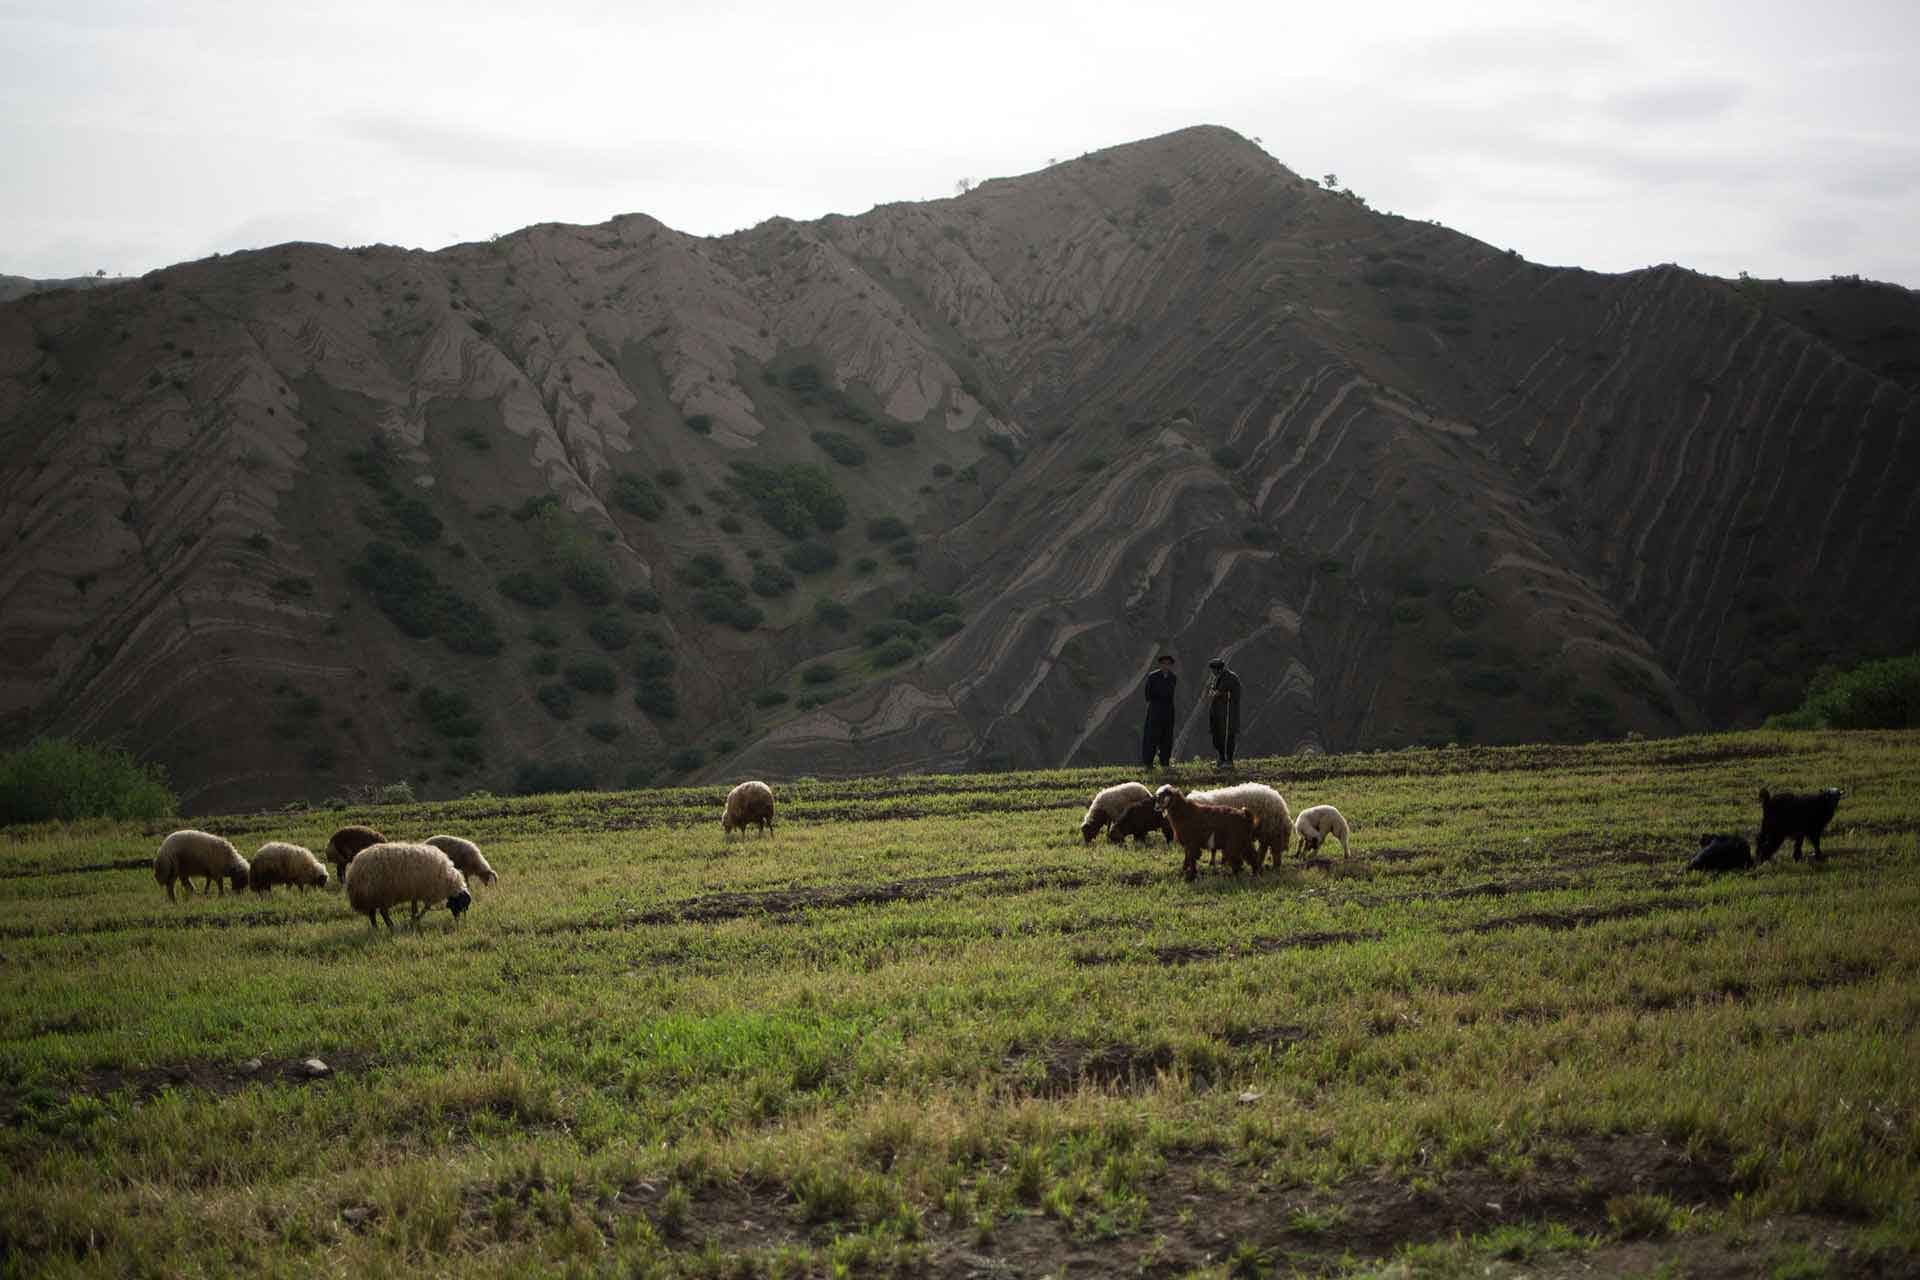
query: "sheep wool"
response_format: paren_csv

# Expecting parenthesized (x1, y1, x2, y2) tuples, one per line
(722, 781, 776, 835)
(154, 830, 250, 902)
(326, 825, 388, 881)
(344, 842, 472, 931)
(249, 842, 330, 893)
(1081, 782, 1154, 843)
(423, 834, 497, 887)
(1292, 805, 1352, 858)
(1190, 783, 1293, 863)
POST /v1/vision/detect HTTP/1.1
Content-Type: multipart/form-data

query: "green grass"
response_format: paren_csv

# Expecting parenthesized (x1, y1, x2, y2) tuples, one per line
(1, 730, 1917, 1276)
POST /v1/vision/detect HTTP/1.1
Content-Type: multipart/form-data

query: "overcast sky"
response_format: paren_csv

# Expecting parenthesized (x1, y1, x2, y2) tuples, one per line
(3, 0, 1916, 287)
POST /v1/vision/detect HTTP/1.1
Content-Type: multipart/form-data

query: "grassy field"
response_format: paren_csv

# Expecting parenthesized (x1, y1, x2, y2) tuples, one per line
(2, 731, 1917, 1278)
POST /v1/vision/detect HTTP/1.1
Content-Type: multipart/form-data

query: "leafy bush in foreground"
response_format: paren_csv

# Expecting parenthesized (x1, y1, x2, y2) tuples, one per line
(0, 739, 176, 825)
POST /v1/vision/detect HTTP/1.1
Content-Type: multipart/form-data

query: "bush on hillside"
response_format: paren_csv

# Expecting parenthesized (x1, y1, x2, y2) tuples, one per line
(513, 760, 594, 795)
(727, 462, 848, 538)
(811, 431, 868, 467)
(0, 739, 177, 825)
(1765, 653, 1920, 730)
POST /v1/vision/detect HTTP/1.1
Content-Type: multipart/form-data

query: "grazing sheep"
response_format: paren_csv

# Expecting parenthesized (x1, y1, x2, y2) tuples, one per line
(1154, 784, 1262, 882)
(344, 842, 471, 931)
(423, 834, 497, 887)
(1190, 783, 1292, 866)
(326, 825, 387, 883)
(721, 781, 776, 835)
(1293, 805, 1351, 858)
(154, 830, 250, 902)
(1688, 833, 1753, 872)
(1756, 787, 1844, 862)
(249, 842, 329, 894)
(1081, 782, 1153, 843)
(1106, 797, 1175, 847)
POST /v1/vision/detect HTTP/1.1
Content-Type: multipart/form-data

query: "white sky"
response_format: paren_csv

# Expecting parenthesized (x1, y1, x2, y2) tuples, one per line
(3, 0, 1917, 287)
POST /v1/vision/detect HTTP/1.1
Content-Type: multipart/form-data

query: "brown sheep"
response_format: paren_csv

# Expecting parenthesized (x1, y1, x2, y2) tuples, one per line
(326, 825, 387, 884)
(1154, 785, 1262, 882)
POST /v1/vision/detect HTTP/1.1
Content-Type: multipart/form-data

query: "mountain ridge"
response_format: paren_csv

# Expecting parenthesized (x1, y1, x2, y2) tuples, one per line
(3, 125, 1916, 811)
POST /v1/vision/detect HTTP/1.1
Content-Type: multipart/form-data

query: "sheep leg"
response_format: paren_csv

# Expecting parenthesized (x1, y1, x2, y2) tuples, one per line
(1792, 836, 1804, 861)
(165, 879, 176, 903)
(1181, 841, 1201, 883)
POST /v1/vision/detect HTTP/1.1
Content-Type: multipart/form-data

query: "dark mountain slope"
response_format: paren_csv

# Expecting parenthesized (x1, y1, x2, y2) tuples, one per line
(2, 126, 1914, 810)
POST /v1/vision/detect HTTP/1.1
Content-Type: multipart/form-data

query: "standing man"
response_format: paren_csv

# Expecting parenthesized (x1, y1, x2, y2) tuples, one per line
(1141, 654, 1177, 769)
(1206, 656, 1243, 767)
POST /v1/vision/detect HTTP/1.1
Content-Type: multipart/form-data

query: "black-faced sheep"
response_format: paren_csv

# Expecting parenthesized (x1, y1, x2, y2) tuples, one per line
(344, 842, 472, 931)
(1106, 797, 1175, 847)
(154, 830, 249, 902)
(1293, 805, 1351, 858)
(1756, 787, 1843, 862)
(1154, 784, 1262, 882)
(249, 842, 329, 893)
(1189, 783, 1291, 866)
(423, 834, 497, 886)
(1688, 833, 1753, 872)
(722, 781, 775, 835)
(326, 825, 388, 883)
(1081, 782, 1153, 843)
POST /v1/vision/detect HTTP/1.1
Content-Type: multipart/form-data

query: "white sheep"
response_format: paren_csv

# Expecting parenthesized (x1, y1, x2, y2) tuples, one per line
(249, 842, 329, 893)
(1081, 782, 1153, 843)
(1293, 804, 1351, 858)
(344, 842, 471, 931)
(722, 781, 775, 835)
(423, 834, 498, 886)
(154, 830, 250, 902)
(1189, 783, 1292, 865)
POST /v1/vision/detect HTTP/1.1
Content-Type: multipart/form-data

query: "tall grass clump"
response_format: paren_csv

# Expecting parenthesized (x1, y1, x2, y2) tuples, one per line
(0, 739, 177, 825)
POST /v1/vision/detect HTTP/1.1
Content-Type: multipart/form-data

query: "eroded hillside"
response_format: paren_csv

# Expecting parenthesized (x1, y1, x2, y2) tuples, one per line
(2, 126, 1916, 809)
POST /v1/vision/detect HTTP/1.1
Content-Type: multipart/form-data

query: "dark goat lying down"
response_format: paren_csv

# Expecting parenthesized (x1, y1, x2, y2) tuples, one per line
(1756, 787, 1844, 862)
(1688, 833, 1752, 872)
(1106, 798, 1175, 847)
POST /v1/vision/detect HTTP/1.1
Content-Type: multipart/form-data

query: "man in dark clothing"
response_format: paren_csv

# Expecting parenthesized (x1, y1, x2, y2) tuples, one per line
(1141, 654, 1177, 768)
(1206, 657, 1242, 766)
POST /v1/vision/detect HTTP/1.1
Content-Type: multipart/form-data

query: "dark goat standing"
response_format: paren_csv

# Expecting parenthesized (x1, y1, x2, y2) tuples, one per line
(1756, 788, 1844, 862)
(1106, 798, 1175, 847)
(1687, 833, 1753, 872)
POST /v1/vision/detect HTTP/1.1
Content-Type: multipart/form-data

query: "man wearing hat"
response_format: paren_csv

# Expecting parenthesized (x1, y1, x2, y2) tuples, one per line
(1205, 657, 1243, 767)
(1141, 653, 1178, 768)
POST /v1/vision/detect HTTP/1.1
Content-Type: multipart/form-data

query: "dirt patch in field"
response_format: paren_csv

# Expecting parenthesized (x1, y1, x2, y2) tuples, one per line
(1458, 895, 1694, 935)
(1, 1050, 373, 1125)
(1003, 1038, 1185, 1097)
(1073, 928, 1381, 968)
(1220, 1022, 1313, 1050)
(619, 1129, 1902, 1278)
(0, 857, 150, 881)
(622, 867, 1148, 927)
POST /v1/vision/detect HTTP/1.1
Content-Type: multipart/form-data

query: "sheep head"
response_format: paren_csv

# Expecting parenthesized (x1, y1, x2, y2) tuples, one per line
(447, 889, 473, 920)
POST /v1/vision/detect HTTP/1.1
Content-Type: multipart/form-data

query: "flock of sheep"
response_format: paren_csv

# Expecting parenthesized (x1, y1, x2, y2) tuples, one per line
(152, 827, 497, 930)
(148, 775, 1846, 931)
(152, 776, 1340, 932)
(1079, 780, 1348, 881)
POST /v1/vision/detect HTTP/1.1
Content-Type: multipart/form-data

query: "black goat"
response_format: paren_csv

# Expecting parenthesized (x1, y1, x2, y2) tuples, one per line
(1687, 832, 1753, 872)
(1756, 787, 1844, 862)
